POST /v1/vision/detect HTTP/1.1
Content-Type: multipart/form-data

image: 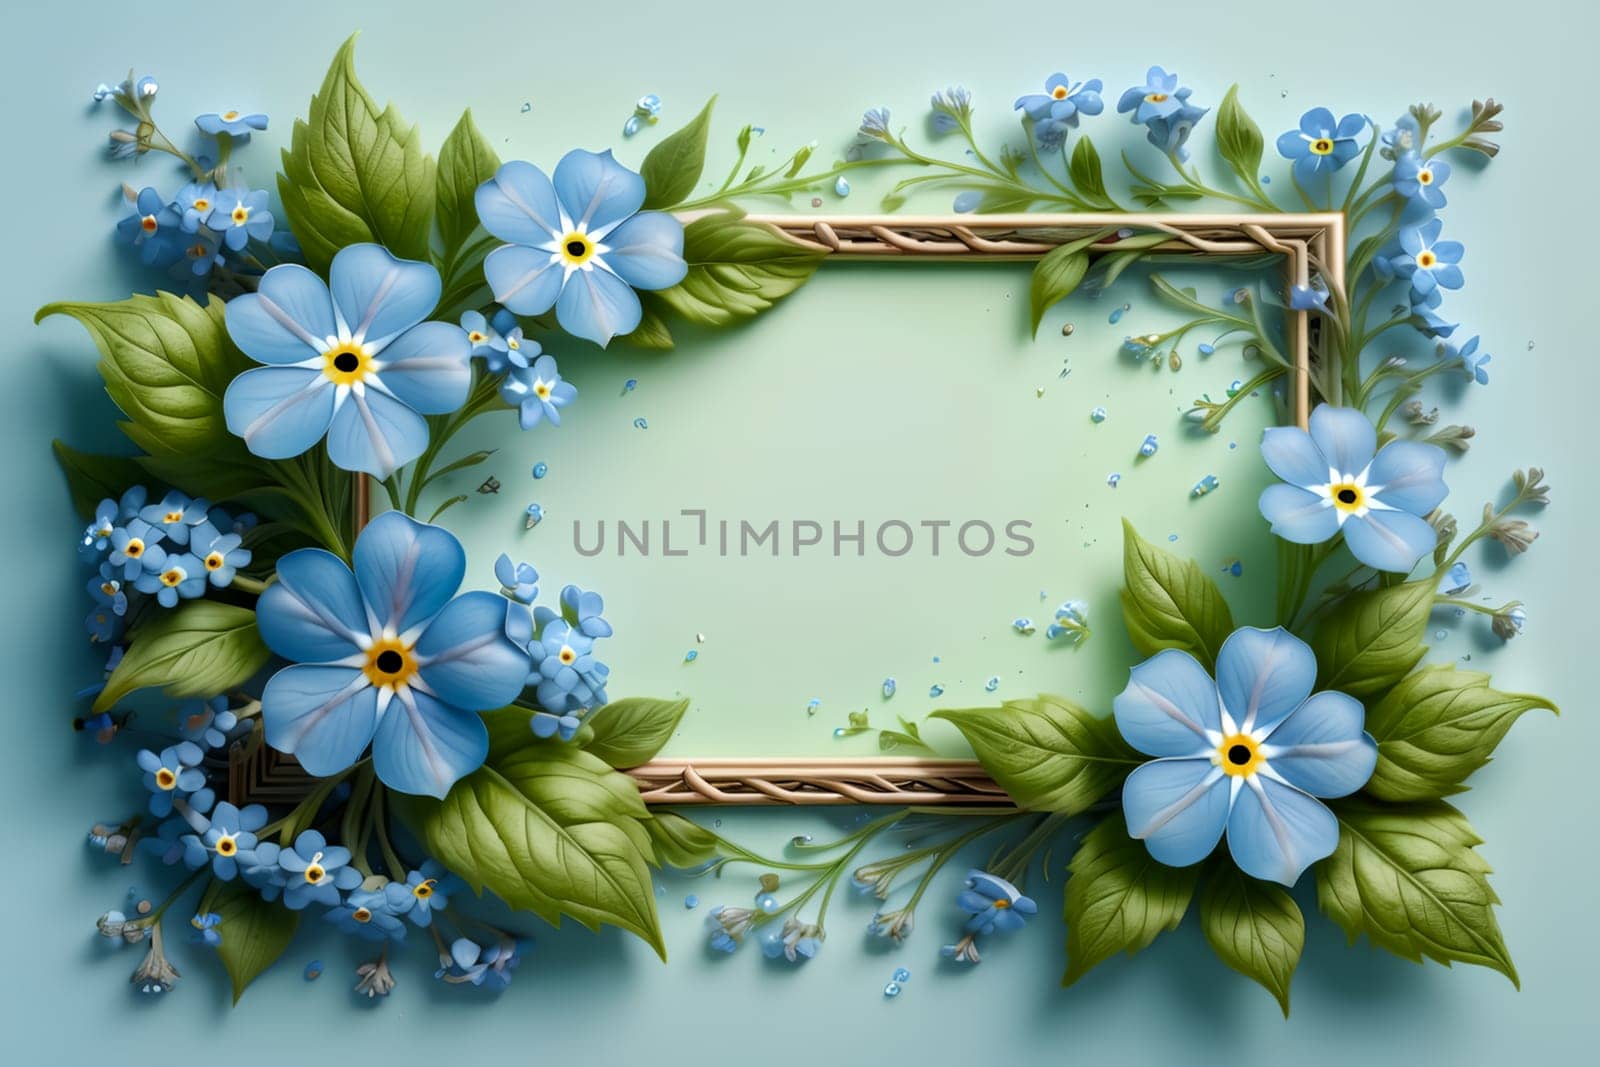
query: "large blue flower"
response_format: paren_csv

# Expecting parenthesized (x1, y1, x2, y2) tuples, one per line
(1114, 627, 1378, 886)
(476, 151, 688, 347)
(254, 512, 530, 797)
(1392, 218, 1464, 297)
(1117, 68, 1207, 161)
(222, 244, 472, 476)
(1014, 73, 1103, 149)
(1275, 108, 1367, 183)
(1258, 404, 1447, 573)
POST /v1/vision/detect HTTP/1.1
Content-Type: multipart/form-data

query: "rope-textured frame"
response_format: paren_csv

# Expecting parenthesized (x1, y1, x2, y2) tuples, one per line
(337, 212, 1344, 807)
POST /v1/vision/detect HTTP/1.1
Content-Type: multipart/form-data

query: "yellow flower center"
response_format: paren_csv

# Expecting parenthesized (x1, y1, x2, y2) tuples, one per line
(304, 863, 326, 885)
(1145, 92, 1169, 103)
(558, 646, 576, 665)
(1331, 481, 1365, 513)
(231, 205, 250, 225)
(322, 342, 373, 386)
(192, 197, 211, 212)
(506, 336, 520, 351)
(534, 381, 552, 400)
(160, 567, 186, 587)
(559, 231, 596, 266)
(414, 879, 437, 900)
(164, 510, 184, 524)
(155, 767, 177, 790)
(992, 898, 1011, 910)
(1417, 250, 1437, 269)
(100, 581, 119, 596)
(188, 243, 210, 260)
(124, 538, 144, 558)
(1051, 85, 1069, 100)
(362, 638, 418, 690)
(140, 215, 159, 233)
(468, 330, 487, 345)
(204, 552, 225, 571)
(1310, 137, 1334, 155)
(1417, 168, 1433, 185)
(222, 110, 240, 121)
(352, 907, 373, 923)
(215, 834, 237, 856)
(1218, 734, 1264, 778)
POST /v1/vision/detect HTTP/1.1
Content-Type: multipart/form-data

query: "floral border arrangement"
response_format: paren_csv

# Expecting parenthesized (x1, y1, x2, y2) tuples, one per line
(52, 40, 1551, 1011)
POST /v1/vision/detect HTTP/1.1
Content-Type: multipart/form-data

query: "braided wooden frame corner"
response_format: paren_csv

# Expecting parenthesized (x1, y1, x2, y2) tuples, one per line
(273, 213, 1343, 809)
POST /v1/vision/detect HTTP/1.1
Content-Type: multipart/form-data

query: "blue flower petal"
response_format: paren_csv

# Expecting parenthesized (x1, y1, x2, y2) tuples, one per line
(324, 387, 430, 477)
(256, 548, 366, 661)
(1342, 508, 1436, 574)
(1300, 107, 1336, 136)
(1226, 776, 1338, 886)
(352, 512, 465, 635)
(1308, 405, 1376, 476)
(1367, 441, 1448, 516)
(1259, 483, 1342, 544)
(601, 212, 687, 291)
(329, 245, 441, 347)
(1262, 691, 1376, 797)
(484, 244, 565, 317)
(414, 591, 530, 710)
(552, 149, 646, 236)
(1113, 648, 1221, 757)
(225, 265, 336, 365)
(1122, 757, 1230, 867)
(1260, 425, 1331, 487)
(260, 665, 378, 777)
(1274, 129, 1307, 159)
(555, 264, 642, 347)
(1214, 626, 1316, 734)
(224, 367, 335, 460)
(371, 687, 489, 798)
(371, 323, 472, 415)
(476, 161, 562, 246)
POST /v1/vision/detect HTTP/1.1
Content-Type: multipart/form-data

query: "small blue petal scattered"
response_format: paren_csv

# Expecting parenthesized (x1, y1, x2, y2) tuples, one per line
(884, 981, 903, 998)
(684, 649, 698, 663)
(633, 417, 649, 429)
(984, 676, 1000, 693)
(807, 698, 821, 715)
(882, 677, 896, 698)
(622, 378, 638, 395)
(1139, 434, 1159, 458)
(893, 967, 911, 982)
(524, 503, 544, 529)
(928, 684, 945, 698)
(1090, 406, 1107, 423)
(532, 462, 548, 479)
(684, 894, 699, 909)
(304, 960, 323, 981)
(1191, 474, 1220, 497)
(1012, 617, 1036, 635)
(1107, 473, 1122, 488)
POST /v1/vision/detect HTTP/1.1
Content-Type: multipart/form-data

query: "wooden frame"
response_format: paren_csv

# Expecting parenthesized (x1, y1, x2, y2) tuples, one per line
(315, 213, 1344, 808)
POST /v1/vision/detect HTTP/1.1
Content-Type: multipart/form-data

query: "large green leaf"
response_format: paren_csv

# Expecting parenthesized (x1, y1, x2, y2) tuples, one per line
(94, 601, 270, 713)
(1215, 84, 1264, 189)
(1364, 665, 1557, 801)
(1067, 136, 1116, 209)
(1311, 581, 1433, 698)
(1200, 865, 1304, 1016)
(52, 441, 147, 521)
(278, 36, 435, 274)
(645, 811, 719, 868)
(395, 745, 665, 956)
(1063, 817, 1200, 985)
(37, 293, 254, 461)
(434, 109, 500, 267)
(640, 96, 716, 209)
(583, 697, 690, 768)
(1316, 796, 1517, 985)
(933, 695, 1139, 813)
(1028, 246, 1090, 337)
(652, 212, 825, 326)
(1119, 519, 1234, 669)
(202, 878, 300, 1003)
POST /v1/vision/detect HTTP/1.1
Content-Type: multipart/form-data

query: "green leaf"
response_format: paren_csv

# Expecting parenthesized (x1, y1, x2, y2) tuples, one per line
(1364, 665, 1557, 801)
(52, 441, 147, 521)
(37, 294, 256, 461)
(640, 96, 716, 209)
(653, 212, 825, 327)
(1028, 246, 1090, 338)
(645, 811, 719, 868)
(1215, 84, 1264, 188)
(1316, 796, 1518, 986)
(583, 697, 690, 768)
(1064, 817, 1199, 985)
(394, 745, 664, 957)
(621, 299, 675, 349)
(434, 109, 500, 266)
(278, 35, 436, 274)
(1200, 865, 1304, 1016)
(94, 601, 270, 713)
(202, 878, 300, 1003)
(1119, 519, 1235, 669)
(1311, 581, 1433, 698)
(933, 695, 1139, 813)
(1067, 136, 1114, 208)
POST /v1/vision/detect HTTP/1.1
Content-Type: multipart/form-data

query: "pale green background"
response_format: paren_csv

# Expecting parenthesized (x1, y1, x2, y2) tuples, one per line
(2, 0, 1593, 1063)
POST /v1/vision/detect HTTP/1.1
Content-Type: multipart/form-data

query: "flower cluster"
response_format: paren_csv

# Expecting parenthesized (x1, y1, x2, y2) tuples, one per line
(502, 570, 615, 741)
(77, 486, 254, 644)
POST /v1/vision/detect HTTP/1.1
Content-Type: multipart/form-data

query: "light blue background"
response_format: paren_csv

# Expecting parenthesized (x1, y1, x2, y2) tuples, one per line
(2, 0, 1592, 1063)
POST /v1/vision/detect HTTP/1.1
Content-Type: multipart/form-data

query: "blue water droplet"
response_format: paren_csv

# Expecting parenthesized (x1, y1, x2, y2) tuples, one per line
(791, 834, 813, 846)
(622, 115, 641, 138)
(1260, 174, 1272, 184)
(622, 378, 638, 394)
(523, 503, 544, 529)
(1108, 306, 1125, 324)
(893, 967, 911, 982)
(633, 417, 649, 429)
(1168, 534, 1179, 543)
(756, 892, 780, 914)
(1435, 629, 1448, 640)
(928, 684, 945, 698)
(1106, 473, 1122, 488)
(684, 649, 698, 662)
(882, 677, 896, 698)
(834, 176, 851, 197)
(532, 462, 548, 479)
(807, 698, 821, 716)
(684, 894, 699, 909)
(984, 676, 1000, 692)
(304, 960, 323, 981)
(1012, 617, 1036, 635)
(832, 727, 847, 738)
(953, 191, 981, 213)
(1090, 406, 1107, 423)
(883, 981, 903, 998)
(1198, 342, 1216, 356)
(1139, 433, 1160, 457)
